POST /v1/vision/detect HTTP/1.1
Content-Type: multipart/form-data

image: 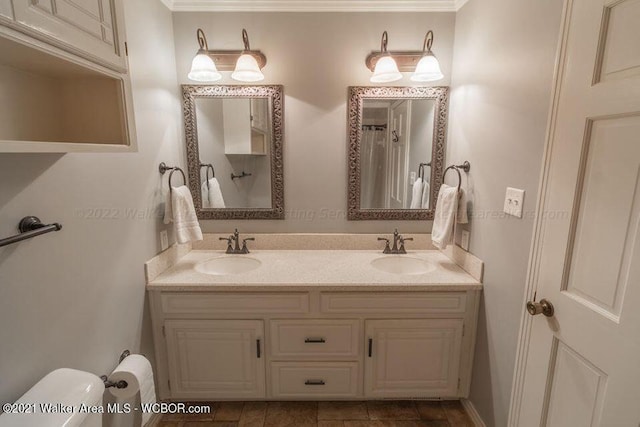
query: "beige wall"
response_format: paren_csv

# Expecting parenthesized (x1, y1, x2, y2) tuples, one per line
(0, 64, 64, 141)
(447, 0, 563, 425)
(0, 0, 183, 411)
(172, 12, 456, 233)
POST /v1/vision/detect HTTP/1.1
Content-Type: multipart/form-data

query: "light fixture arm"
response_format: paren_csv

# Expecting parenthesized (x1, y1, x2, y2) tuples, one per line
(196, 28, 208, 51)
(422, 30, 434, 53)
(380, 30, 389, 53)
(242, 28, 251, 51)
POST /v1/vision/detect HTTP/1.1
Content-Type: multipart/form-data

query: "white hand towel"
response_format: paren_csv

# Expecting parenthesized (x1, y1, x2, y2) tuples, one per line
(163, 185, 203, 244)
(431, 184, 459, 250)
(410, 178, 424, 209)
(201, 180, 210, 208)
(421, 180, 430, 209)
(207, 177, 226, 208)
(457, 188, 469, 224)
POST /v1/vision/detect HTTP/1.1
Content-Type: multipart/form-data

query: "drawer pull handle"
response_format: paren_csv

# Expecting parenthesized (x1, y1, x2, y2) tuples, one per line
(257, 339, 261, 358)
(304, 379, 326, 385)
(368, 338, 373, 357)
(304, 338, 326, 343)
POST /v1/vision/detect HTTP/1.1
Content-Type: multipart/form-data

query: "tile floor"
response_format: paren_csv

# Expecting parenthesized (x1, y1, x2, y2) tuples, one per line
(158, 400, 474, 427)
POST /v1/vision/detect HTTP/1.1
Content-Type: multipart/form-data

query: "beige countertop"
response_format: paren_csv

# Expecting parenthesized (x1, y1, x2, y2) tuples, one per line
(147, 250, 482, 292)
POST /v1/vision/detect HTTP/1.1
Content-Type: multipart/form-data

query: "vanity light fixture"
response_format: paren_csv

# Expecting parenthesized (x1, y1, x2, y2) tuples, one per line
(411, 31, 444, 82)
(187, 28, 267, 83)
(365, 30, 444, 83)
(188, 29, 222, 82)
(232, 29, 265, 82)
(369, 31, 403, 83)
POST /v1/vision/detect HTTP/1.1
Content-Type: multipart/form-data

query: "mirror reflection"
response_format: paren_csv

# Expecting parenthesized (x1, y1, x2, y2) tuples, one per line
(348, 86, 448, 221)
(183, 85, 284, 220)
(195, 97, 272, 209)
(360, 98, 435, 210)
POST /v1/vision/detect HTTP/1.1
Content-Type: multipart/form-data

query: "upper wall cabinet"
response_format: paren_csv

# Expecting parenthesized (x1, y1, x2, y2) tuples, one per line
(0, 0, 136, 152)
(1, 0, 128, 73)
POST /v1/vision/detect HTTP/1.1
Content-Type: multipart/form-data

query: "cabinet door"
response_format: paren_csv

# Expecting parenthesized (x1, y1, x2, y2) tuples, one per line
(164, 320, 265, 399)
(250, 98, 269, 134)
(364, 319, 463, 398)
(10, 0, 127, 72)
(223, 98, 252, 155)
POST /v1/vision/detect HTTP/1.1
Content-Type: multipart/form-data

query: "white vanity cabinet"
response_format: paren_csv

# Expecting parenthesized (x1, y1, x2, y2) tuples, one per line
(2, 0, 128, 72)
(364, 319, 464, 398)
(163, 320, 265, 400)
(149, 289, 480, 401)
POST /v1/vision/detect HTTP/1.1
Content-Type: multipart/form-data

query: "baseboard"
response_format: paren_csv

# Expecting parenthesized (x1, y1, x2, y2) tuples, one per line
(461, 399, 487, 427)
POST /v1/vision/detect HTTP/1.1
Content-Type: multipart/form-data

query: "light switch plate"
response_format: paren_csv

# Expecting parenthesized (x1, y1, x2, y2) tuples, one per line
(504, 187, 525, 218)
(160, 230, 169, 251)
(460, 230, 470, 251)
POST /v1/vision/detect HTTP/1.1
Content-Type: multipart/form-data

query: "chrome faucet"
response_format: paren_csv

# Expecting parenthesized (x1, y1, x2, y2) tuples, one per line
(378, 229, 413, 254)
(220, 228, 255, 254)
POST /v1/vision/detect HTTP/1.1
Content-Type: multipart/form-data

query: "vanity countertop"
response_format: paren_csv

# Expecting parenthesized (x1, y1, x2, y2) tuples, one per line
(147, 250, 481, 291)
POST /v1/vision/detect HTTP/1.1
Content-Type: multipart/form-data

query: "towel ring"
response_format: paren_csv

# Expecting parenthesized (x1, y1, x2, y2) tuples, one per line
(442, 161, 471, 192)
(200, 163, 215, 190)
(159, 162, 187, 192)
(418, 162, 431, 182)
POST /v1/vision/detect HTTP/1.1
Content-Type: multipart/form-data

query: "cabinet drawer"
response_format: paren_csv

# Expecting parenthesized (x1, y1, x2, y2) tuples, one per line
(270, 320, 360, 359)
(161, 292, 310, 315)
(270, 362, 359, 398)
(320, 292, 467, 314)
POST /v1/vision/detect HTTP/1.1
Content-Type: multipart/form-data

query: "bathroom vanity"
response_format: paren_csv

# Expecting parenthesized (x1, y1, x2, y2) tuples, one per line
(147, 243, 481, 402)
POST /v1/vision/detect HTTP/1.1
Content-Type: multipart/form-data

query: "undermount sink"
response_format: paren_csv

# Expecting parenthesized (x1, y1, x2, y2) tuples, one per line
(195, 256, 262, 275)
(370, 256, 436, 275)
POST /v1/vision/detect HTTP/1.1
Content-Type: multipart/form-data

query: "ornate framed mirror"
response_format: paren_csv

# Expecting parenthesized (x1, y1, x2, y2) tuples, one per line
(347, 86, 449, 220)
(182, 85, 284, 219)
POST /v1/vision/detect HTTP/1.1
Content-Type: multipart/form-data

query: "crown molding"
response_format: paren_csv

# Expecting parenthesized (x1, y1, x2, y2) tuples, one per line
(455, 0, 470, 10)
(161, 0, 468, 12)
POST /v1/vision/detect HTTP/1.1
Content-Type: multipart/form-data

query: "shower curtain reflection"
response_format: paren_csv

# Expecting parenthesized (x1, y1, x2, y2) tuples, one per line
(361, 126, 387, 209)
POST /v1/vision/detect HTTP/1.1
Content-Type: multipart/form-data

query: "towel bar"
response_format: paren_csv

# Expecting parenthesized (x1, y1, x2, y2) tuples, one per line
(443, 161, 471, 192)
(0, 216, 62, 248)
(159, 162, 187, 192)
(231, 171, 252, 180)
(200, 163, 215, 190)
(418, 162, 432, 182)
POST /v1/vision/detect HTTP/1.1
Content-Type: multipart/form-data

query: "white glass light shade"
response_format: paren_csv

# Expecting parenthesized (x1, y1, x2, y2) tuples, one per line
(411, 53, 443, 82)
(370, 55, 403, 83)
(188, 52, 221, 82)
(232, 53, 264, 82)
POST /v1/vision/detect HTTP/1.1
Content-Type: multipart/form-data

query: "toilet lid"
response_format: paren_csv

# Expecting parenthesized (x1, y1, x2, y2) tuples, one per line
(0, 368, 103, 427)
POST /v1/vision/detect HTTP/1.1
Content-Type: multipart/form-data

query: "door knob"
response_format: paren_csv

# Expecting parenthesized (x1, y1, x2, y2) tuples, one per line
(526, 299, 554, 317)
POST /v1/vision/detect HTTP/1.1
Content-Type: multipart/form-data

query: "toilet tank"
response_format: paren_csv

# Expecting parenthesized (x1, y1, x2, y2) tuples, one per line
(0, 368, 104, 427)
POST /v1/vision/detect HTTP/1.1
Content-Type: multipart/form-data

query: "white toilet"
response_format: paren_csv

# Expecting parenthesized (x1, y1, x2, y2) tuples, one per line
(0, 368, 104, 427)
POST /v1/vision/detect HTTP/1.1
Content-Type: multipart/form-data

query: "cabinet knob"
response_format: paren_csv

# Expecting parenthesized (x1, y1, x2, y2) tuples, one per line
(304, 379, 325, 386)
(304, 338, 326, 343)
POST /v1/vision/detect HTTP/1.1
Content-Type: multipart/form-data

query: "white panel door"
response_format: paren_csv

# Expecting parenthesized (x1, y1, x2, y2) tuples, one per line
(164, 319, 266, 399)
(10, 0, 127, 72)
(364, 319, 463, 398)
(513, 0, 640, 425)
